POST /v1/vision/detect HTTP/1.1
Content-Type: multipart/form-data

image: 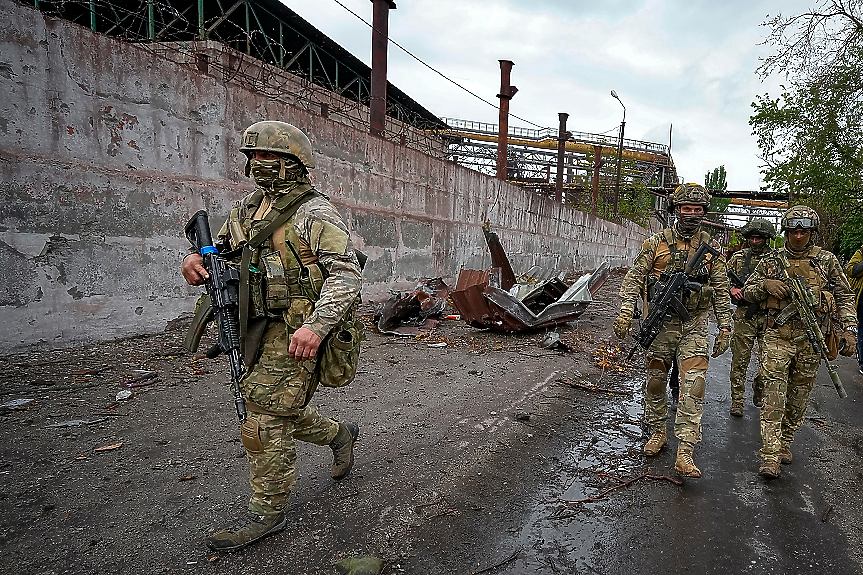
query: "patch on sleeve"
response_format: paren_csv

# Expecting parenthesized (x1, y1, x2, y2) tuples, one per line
(310, 220, 349, 255)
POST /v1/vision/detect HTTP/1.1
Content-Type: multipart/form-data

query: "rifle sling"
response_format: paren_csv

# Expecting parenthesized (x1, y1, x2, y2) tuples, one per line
(238, 189, 320, 365)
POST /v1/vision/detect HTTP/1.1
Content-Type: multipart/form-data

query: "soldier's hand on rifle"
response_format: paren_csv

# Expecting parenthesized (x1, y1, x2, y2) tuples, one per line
(763, 279, 791, 300)
(181, 253, 210, 286)
(730, 286, 744, 300)
(289, 327, 323, 361)
(613, 310, 633, 340)
(711, 328, 732, 358)
(839, 329, 857, 357)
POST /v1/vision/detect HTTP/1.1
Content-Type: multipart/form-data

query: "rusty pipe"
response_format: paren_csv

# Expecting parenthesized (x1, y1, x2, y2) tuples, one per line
(496, 60, 516, 180)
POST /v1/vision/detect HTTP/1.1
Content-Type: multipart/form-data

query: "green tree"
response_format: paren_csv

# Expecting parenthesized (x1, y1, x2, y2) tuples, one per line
(750, 1, 863, 256)
(704, 165, 732, 223)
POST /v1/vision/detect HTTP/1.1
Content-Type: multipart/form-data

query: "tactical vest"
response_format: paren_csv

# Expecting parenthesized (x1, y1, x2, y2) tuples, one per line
(650, 229, 716, 313)
(762, 246, 834, 316)
(229, 187, 327, 325)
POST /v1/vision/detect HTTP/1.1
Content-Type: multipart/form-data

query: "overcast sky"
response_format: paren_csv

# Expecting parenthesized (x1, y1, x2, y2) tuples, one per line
(285, 0, 812, 191)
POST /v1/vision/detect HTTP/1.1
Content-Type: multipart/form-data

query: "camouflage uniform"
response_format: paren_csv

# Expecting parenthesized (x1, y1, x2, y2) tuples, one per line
(619, 226, 733, 446)
(217, 183, 362, 515)
(743, 244, 855, 467)
(727, 247, 769, 407)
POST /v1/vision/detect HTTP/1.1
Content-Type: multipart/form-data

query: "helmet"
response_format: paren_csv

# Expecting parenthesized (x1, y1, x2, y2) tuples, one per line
(240, 121, 315, 169)
(740, 218, 776, 239)
(667, 183, 711, 213)
(780, 205, 819, 232)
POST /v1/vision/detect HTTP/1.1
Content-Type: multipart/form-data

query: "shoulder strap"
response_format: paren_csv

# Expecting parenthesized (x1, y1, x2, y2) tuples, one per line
(743, 249, 753, 276)
(239, 189, 319, 362)
(663, 228, 676, 253)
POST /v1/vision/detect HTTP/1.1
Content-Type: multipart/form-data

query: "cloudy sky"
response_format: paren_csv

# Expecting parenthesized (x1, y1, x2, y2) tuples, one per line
(285, 0, 812, 190)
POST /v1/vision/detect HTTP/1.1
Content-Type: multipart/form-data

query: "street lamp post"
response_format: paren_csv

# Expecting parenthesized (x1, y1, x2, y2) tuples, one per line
(611, 90, 626, 218)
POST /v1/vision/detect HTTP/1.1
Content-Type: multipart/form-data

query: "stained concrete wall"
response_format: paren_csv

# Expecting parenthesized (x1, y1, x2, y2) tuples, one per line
(0, 0, 648, 352)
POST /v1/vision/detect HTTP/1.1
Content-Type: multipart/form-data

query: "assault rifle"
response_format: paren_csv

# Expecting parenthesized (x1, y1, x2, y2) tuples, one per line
(627, 242, 720, 360)
(774, 251, 846, 399)
(728, 268, 760, 318)
(185, 210, 248, 422)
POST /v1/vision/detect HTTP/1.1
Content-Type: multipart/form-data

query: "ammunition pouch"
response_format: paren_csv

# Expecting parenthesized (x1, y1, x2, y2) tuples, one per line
(316, 303, 365, 388)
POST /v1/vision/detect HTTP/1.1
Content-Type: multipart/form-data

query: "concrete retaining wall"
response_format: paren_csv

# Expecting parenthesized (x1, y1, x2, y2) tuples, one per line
(0, 0, 648, 352)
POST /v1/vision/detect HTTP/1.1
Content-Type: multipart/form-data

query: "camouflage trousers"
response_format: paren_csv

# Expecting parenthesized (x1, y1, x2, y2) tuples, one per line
(644, 313, 709, 446)
(729, 307, 764, 404)
(239, 320, 339, 515)
(244, 408, 339, 515)
(758, 322, 820, 462)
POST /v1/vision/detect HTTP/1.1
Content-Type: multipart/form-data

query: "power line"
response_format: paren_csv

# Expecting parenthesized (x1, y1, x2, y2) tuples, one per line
(329, 0, 548, 130)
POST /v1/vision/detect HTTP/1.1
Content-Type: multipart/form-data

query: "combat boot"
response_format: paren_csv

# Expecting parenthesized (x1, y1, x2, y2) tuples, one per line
(730, 401, 743, 417)
(752, 387, 764, 408)
(329, 422, 359, 480)
(779, 445, 793, 464)
(206, 511, 287, 551)
(674, 445, 701, 478)
(759, 458, 780, 479)
(643, 427, 667, 456)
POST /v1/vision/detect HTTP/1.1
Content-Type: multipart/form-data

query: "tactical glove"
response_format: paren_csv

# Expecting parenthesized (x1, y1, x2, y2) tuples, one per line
(839, 330, 857, 357)
(613, 310, 633, 340)
(711, 330, 731, 358)
(763, 279, 791, 300)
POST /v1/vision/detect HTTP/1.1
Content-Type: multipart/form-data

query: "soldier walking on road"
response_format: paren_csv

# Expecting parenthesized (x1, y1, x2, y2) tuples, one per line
(844, 243, 863, 375)
(727, 219, 775, 417)
(742, 205, 857, 479)
(181, 121, 363, 550)
(614, 184, 733, 478)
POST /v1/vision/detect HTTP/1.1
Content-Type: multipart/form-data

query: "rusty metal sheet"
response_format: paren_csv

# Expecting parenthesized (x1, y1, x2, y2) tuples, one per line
(376, 278, 451, 336)
(451, 265, 607, 332)
(481, 223, 516, 291)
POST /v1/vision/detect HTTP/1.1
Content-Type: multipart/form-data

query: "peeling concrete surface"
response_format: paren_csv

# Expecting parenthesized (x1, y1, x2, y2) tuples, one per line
(0, 0, 647, 352)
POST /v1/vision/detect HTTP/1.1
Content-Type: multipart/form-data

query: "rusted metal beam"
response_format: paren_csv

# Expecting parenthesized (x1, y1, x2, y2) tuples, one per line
(555, 112, 569, 202)
(496, 60, 517, 180)
(591, 145, 603, 214)
(369, 0, 396, 138)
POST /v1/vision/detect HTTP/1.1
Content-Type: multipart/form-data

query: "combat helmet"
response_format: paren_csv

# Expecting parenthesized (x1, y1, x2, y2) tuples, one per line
(780, 205, 819, 232)
(740, 218, 776, 239)
(667, 183, 711, 213)
(240, 120, 315, 170)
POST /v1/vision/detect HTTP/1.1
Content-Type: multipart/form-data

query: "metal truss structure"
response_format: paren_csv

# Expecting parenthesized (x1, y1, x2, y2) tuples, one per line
(440, 117, 679, 189)
(32, 0, 447, 132)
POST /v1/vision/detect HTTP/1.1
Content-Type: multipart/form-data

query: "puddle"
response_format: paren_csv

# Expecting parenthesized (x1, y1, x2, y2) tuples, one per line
(502, 376, 651, 572)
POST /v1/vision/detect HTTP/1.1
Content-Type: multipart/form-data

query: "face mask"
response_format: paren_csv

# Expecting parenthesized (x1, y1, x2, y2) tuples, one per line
(787, 230, 812, 252)
(748, 236, 767, 252)
(675, 208, 704, 236)
(249, 158, 283, 188)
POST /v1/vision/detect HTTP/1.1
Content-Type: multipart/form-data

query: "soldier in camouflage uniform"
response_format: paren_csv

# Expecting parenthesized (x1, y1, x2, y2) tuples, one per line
(742, 205, 857, 479)
(181, 121, 362, 550)
(614, 184, 733, 478)
(727, 218, 775, 417)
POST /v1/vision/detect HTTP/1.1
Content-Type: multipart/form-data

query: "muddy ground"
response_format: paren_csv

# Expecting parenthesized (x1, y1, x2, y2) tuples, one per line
(1, 270, 862, 575)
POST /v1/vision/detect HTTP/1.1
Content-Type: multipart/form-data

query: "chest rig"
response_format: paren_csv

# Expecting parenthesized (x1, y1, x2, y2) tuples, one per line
(229, 187, 328, 362)
(648, 229, 714, 312)
(763, 246, 835, 321)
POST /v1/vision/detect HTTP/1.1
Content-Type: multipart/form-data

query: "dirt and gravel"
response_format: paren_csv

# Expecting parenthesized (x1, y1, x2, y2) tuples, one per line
(2, 270, 862, 575)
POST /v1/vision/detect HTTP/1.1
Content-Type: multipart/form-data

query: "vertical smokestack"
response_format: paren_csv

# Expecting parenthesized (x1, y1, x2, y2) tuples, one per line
(496, 60, 517, 180)
(555, 112, 569, 201)
(592, 145, 603, 214)
(370, 0, 396, 138)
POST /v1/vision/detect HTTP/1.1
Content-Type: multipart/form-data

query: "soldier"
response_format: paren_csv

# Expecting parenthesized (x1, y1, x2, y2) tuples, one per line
(742, 205, 857, 479)
(727, 218, 776, 417)
(181, 121, 363, 550)
(843, 243, 863, 375)
(614, 183, 733, 478)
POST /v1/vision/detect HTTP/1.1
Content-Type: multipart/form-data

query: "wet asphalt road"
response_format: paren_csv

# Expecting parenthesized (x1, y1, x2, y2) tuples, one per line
(599, 325, 863, 575)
